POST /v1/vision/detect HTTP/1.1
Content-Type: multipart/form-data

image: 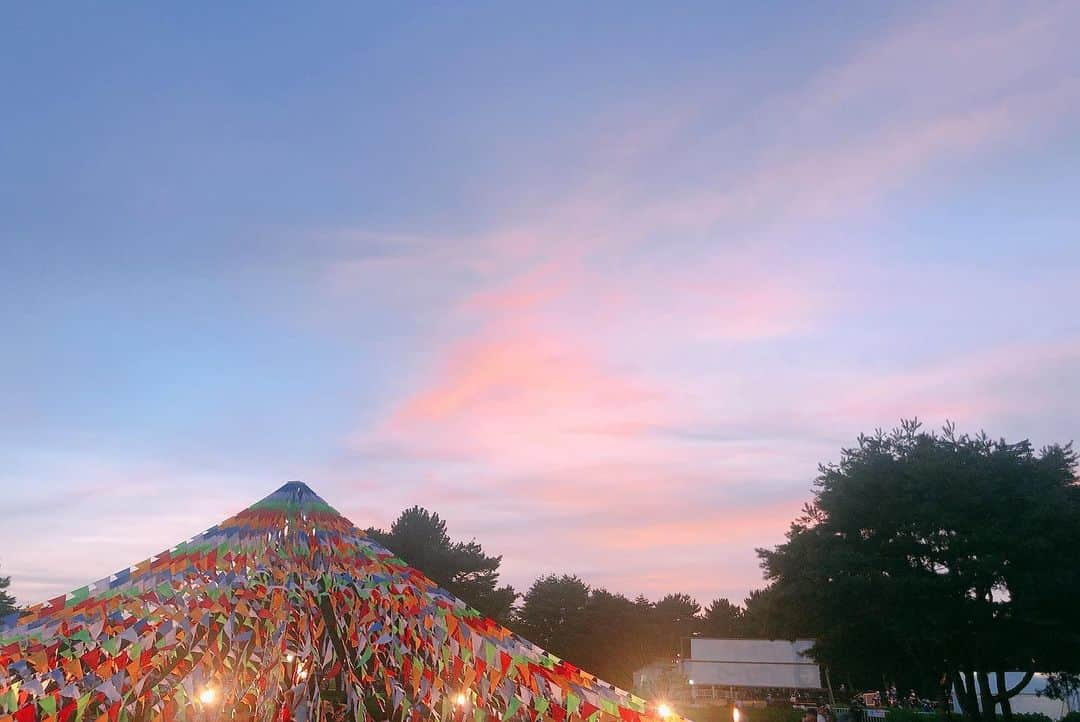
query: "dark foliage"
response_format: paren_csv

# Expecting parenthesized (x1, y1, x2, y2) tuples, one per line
(366, 423, 1079, 713)
(0, 569, 15, 618)
(365, 506, 518, 624)
(702, 598, 743, 637)
(514, 578, 711, 688)
(1010, 715, 1053, 722)
(1041, 672, 1080, 702)
(757, 420, 1080, 722)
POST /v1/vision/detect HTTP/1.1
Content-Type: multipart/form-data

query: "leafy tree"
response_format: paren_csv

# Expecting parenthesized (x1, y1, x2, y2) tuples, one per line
(702, 598, 744, 637)
(739, 587, 797, 640)
(578, 589, 654, 688)
(0, 568, 16, 618)
(1039, 673, 1080, 714)
(516, 575, 591, 658)
(652, 593, 702, 658)
(516, 580, 686, 688)
(365, 506, 517, 623)
(758, 421, 1080, 722)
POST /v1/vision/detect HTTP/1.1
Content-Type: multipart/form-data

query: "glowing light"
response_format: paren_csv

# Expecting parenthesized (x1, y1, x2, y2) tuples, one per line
(286, 654, 295, 663)
(455, 693, 467, 706)
(298, 668, 309, 680)
(658, 704, 672, 718)
(688, 680, 694, 685)
(733, 708, 741, 722)
(198, 688, 217, 705)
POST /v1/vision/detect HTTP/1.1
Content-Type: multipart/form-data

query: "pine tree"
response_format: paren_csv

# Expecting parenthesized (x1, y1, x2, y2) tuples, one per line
(0, 569, 17, 617)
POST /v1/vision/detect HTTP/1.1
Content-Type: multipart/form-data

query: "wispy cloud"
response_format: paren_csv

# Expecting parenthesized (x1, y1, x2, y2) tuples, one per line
(5, 1, 1078, 607)
(325, 0, 1080, 602)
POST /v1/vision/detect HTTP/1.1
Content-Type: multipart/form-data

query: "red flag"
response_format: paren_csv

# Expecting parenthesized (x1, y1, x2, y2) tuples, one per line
(13, 704, 36, 722)
(57, 702, 77, 722)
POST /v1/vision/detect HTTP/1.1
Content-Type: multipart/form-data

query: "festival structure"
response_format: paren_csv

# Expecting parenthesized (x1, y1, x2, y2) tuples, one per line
(0, 482, 680, 722)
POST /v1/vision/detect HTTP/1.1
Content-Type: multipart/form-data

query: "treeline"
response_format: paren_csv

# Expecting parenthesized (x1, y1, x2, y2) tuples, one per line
(369, 421, 1080, 722)
(2, 421, 1076, 722)
(514, 578, 780, 690)
(364, 506, 771, 688)
(755, 422, 1080, 722)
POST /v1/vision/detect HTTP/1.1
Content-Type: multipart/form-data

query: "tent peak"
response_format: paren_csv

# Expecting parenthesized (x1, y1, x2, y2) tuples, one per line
(249, 481, 341, 520)
(262, 480, 334, 510)
(273, 479, 327, 503)
(275, 480, 316, 495)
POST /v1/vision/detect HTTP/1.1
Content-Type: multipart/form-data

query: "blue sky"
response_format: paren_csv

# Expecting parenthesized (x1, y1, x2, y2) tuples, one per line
(2, 2, 1079, 606)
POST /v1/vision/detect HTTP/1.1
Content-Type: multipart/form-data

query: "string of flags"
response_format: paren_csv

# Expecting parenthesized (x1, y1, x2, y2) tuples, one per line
(0, 482, 684, 722)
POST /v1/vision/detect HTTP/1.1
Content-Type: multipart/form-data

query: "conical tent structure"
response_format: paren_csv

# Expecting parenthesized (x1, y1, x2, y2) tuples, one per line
(1, 483, 682, 722)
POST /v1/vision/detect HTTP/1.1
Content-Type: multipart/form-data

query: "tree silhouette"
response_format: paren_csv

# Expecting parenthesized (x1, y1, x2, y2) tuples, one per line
(758, 420, 1080, 721)
(0, 568, 15, 619)
(702, 598, 743, 637)
(365, 506, 517, 623)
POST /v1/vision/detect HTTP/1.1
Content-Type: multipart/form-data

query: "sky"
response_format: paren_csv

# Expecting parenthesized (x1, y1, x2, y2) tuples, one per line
(2, 1, 1079, 609)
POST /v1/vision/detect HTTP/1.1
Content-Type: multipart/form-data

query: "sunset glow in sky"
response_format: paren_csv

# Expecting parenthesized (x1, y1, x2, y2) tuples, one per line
(3, 2, 1079, 607)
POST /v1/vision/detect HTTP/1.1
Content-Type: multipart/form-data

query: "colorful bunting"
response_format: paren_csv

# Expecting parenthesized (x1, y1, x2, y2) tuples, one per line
(0, 483, 682, 722)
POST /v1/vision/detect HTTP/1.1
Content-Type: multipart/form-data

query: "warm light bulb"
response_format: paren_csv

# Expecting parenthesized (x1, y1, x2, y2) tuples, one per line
(733, 708, 741, 722)
(455, 693, 467, 706)
(198, 688, 217, 705)
(286, 654, 295, 663)
(688, 680, 695, 686)
(658, 704, 672, 718)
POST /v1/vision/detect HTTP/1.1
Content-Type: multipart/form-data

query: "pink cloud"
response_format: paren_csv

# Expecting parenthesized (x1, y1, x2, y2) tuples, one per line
(573, 501, 804, 551)
(388, 332, 650, 427)
(366, 320, 672, 473)
(327, 1, 1080, 604)
(829, 341, 1080, 429)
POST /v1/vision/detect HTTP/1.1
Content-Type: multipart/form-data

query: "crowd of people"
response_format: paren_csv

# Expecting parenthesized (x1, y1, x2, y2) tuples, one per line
(802, 708, 837, 722)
